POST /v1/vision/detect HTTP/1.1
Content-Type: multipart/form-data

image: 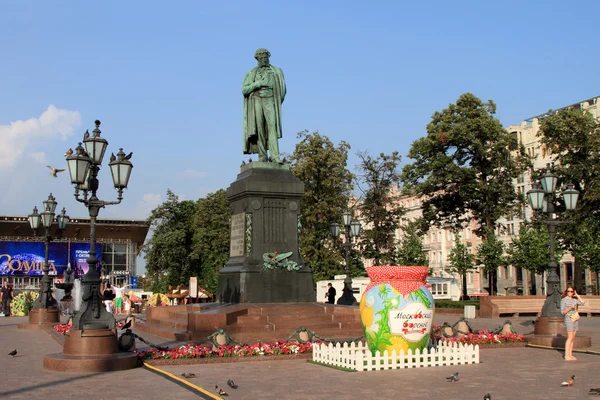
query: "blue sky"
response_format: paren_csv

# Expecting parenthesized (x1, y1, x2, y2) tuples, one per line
(1, 1, 599, 274)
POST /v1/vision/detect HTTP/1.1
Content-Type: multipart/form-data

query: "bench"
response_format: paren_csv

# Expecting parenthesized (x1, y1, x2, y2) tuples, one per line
(479, 295, 600, 318)
(578, 297, 600, 316)
(479, 296, 545, 318)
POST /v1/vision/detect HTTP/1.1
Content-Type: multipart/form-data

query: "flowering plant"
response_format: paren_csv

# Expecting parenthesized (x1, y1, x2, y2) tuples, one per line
(10, 291, 39, 316)
(149, 293, 170, 307)
(137, 340, 319, 360)
(54, 321, 72, 335)
(432, 327, 525, 345)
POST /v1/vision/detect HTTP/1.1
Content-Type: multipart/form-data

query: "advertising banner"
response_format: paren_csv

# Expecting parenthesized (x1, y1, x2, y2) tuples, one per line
(0, 241, 101, 277)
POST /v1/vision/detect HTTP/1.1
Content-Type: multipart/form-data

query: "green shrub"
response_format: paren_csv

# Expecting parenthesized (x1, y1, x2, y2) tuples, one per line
(435, 299, 480, 310)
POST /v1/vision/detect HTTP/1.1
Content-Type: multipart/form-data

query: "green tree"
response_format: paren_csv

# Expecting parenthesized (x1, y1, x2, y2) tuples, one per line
(396, 220, 428, 266)
(290, 131, 355, 281)
(191, 189, 230, 295)
(356, 151, 404, 266)
(401, 93, 530, 238)
(476, 228, 505, 295)
(143, 190, 197, 292)
(448, 234, 476, 300)
(538, 108, 600, 283)
(571, 220, 600, 294)
(506, 223, 563, 295)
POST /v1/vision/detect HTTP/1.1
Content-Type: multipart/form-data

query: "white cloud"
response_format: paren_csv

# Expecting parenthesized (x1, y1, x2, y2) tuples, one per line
(136, 193, 162, 219)
(0, 105, 81, 170)
(176, 169, 208, 180)
(29, 152, 47, 164)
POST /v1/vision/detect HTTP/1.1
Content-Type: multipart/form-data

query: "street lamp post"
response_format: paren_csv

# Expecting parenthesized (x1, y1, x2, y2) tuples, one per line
(26, 194, 69, 324)
(65, 120, 133, 331)
(526, 165, 583, 343)
(329, 211, 361, 306)
(44, 119, 137, 372)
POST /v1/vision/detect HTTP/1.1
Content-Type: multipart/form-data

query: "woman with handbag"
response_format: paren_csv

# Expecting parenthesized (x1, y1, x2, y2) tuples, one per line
(561, 286, 584, 360)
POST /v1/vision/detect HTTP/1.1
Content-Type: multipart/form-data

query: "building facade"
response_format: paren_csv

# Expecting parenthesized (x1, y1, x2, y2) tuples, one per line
(0, 215, 149, 290)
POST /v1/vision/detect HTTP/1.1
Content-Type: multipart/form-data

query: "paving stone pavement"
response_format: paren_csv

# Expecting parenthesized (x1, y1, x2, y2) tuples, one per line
(1, 313, 600, 400)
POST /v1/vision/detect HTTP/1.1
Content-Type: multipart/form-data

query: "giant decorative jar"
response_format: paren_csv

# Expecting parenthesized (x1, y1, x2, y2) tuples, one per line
(360, 266, 434, 355)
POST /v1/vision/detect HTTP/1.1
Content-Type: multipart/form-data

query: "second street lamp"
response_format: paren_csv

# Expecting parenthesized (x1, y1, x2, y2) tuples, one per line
(26, 194, 69, 325)
(330, 211, 361, 306)
(526, 165, 585, 345)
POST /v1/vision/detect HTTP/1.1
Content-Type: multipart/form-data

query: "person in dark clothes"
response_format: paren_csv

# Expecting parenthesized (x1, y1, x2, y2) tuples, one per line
(326, 283, 337, 304)
(1, 281, 14, 317)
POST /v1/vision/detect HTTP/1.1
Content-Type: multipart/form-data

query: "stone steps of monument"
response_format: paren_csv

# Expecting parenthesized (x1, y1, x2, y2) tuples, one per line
(150, 317, 188, 331)
(270, 321, 345, 331)
(168, 311, 190, 319)
(225, 322, 275, 332)
(328, 313, 362, 322)
(236, 313, 334, 324)
(246, 304, 327, 316)
(135, 321, 188, 340)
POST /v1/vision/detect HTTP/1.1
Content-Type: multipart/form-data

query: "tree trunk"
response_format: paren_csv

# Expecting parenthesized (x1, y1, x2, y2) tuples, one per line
(530, 271, 537, 295)
(462, 274, 470, 301)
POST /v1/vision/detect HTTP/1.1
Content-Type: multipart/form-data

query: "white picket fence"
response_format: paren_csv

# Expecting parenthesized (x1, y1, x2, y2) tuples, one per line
(312, 341, 479, 371)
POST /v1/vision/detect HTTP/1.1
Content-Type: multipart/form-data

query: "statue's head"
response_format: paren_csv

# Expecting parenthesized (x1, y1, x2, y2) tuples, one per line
(254, 48, 271, 67)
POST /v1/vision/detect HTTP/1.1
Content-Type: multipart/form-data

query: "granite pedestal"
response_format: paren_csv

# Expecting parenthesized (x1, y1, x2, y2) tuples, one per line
(218, 163, 316, 303)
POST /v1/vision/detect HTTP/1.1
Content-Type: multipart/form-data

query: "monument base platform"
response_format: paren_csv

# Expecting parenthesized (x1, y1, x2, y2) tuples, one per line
(26, 308, 60, 324)
(526, 316, 591, 348)
(44, 328, 139, 372)
(44, 352, 140, 372)
(137, 302, 363, 344)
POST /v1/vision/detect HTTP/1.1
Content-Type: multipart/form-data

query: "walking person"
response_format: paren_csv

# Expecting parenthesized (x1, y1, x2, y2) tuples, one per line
(325, 283, 337, 304)
(102, 282, 114, 314)
(1, 281, 14, 317)
(561, 286, 585, 360)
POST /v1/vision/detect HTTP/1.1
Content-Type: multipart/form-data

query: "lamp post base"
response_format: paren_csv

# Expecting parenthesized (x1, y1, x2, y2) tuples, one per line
(526, 316, 591, 348)
(44, 328, 139, 372)
(336, 286, 357, 306)
(18, 308, 60, 329)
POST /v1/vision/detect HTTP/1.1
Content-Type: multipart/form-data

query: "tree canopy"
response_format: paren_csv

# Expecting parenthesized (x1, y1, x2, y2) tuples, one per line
(396, 219, 428, 266)
(291, 130, 355, 281)
(447, 234, 476, 299)
(476, 228, 505, 295)
(356, 151, 404, 266)
(191, 189, 230, 294)
(401, 93, 530, 239)
(143, 190, 197, 293)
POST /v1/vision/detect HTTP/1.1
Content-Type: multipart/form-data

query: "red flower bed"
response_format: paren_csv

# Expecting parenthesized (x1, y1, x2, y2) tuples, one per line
(137, 341, 319, 360)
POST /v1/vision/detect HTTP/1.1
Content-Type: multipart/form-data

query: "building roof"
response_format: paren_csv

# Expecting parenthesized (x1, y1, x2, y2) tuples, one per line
(0, 215, 150, 250)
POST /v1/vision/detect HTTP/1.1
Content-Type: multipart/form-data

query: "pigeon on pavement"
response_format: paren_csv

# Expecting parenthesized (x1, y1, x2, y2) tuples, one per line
(562, 375, 575, 387)
(483, 394, 491, 400)
(181, 372, 196, 378)
(446, 372, 459, 383)
(227, 379, 238, 389)
(215, 385, 228, 396)
(9, 349, 17, 357)
(589, 388, 600, 396)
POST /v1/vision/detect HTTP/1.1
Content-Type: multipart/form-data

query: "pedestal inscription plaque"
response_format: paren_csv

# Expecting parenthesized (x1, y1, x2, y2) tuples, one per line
(230, 212, 245, 257)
